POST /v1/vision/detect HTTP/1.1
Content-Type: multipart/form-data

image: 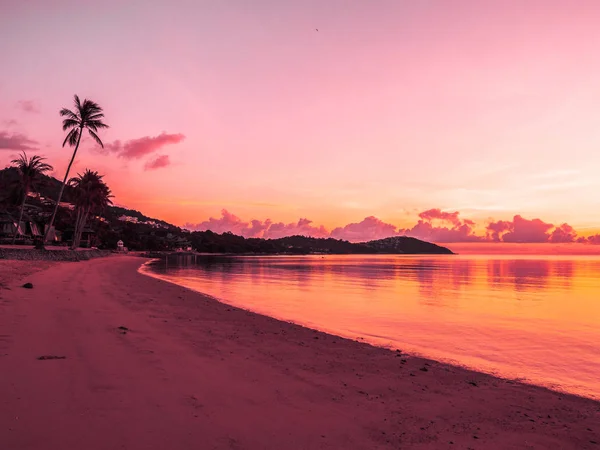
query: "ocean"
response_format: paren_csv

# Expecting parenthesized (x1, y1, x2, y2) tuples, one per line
(143, 254, 600, 399)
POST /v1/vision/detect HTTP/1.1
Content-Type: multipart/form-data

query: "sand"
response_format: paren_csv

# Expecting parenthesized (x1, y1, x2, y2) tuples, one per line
(0, 260, 55, 287)
(0, 256, 598, 449)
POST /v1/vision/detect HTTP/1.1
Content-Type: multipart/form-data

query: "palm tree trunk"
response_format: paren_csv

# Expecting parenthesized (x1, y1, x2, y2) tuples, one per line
(73, 209, 82, 249)
(44, 126, 83, 243)
(78, 209, 90, 248)
(72, 207, 89, 250)
(11, 194, 27, 245)
(71, 207, 83, 250)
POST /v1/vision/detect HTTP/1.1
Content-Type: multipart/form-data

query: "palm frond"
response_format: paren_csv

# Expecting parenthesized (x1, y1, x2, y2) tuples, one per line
(68, 127, 80, 146)
(35, 161, 54, 172)
(88, 129, 104, 147)
(10, 151, 28, 167)
(87, 112, 105, 121)
(85, 120, 109, 133)
(27, 156, 53, 173)
(80, 99, 102, 120)
(60, 107, 78, 118)
(82, 98, 101, 111)
(62, 128, 80, 147)
(74, 95, 82, 112)
(89, 119, 108, 129)
(61, 95, 108, 151)
(62, 118, 81, 131)
(70, 168, 112, 212)
(9, 152, 53, 195)
(63, 128, 75, 147)
(68, 175, 81, 186)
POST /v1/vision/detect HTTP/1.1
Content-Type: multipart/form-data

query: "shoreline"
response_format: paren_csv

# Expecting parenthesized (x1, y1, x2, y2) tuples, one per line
(139, 259, 591, 400)
(1, 256, 598, 449)
(142, 255, 600, 401)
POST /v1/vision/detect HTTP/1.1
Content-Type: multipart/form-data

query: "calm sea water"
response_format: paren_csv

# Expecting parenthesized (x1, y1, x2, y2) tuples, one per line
(144, 254, 600, 399)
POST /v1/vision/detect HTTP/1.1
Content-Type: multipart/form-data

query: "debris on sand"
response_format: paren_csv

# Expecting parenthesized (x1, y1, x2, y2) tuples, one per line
(37, 355, 66, 360)
(22, 283, 34, 289)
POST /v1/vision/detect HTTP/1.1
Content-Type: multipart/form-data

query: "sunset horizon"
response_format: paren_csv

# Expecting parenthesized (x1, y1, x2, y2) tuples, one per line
(3, 0, 600, 247)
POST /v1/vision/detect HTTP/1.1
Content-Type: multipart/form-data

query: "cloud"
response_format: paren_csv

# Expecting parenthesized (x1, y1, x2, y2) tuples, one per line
(418, 208, 462, 226)
(331, 216, 398, 241)
(16, 100, 40, 114)
(144, 154, 170, 170)
(486, 220, 512, 242)
(184, 210, 328, 239)
(184, 210, 269, 238)
(264, 218, 329, 239)
(549, 223, 577, 243)
(183, 209, 600, 245)
(399, 208, 483, 243)
(3, 119, 18, 127)
(486, 216, 584, 243)
(487, 215, 553, 243)
(585, 234, 600, 245)
(102, 132, 185, 159)
(0, 131, 39, 151)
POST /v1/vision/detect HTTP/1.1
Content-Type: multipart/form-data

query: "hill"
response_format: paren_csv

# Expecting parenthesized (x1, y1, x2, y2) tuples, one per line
(365, 236, 453, 254)
(0, 168, 453, 254)
(187, 233, 452, 254)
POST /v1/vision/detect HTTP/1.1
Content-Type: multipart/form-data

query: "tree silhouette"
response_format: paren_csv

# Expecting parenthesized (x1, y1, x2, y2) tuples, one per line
(69, 169, 113, 249)
(44, 95, 109, 243)
(10, 152, 53, 244)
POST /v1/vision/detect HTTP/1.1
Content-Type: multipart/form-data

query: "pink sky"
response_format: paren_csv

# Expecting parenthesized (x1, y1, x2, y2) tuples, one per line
(2, 0, 600, 243)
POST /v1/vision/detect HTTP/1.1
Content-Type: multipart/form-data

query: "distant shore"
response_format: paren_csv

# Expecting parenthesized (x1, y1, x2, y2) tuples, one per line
(0, 256, 598, 449)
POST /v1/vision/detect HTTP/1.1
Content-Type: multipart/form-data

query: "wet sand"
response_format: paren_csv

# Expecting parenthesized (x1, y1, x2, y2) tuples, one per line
(0, 256, 598, 449)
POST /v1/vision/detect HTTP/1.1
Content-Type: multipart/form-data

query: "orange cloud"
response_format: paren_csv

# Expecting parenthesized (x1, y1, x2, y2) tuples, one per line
(399, 209, 482, 243)
(182, 209, 600, 245)
(264, 218, 329, 239)
(184, 210, 265, 237)
(583, 234, 600, 245)
(330, 216, 398, 241)
(418, 208, 462, 226)
(487, 215, 553, 243)
(184, 210, 328, 239)
(549, 223, 577, 243)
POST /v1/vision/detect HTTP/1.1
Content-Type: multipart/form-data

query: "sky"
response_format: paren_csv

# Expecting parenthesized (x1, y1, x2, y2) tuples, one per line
(2, 0, 600, 244)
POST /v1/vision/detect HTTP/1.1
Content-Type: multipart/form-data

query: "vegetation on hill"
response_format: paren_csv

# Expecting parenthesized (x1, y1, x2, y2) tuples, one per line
(1, 165, 453, 253)
(187, 232, 453, 255)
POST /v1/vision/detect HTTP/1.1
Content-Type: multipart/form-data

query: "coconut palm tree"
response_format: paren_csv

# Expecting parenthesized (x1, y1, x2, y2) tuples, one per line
(44, 95, 109, 243)
(69, 170, 113, 249)
(10, 152, 53, 244)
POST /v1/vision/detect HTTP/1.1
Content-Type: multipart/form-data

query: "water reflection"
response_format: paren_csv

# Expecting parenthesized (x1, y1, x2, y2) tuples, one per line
(154, 255, 585, 299)
(147, 254, 600, 398)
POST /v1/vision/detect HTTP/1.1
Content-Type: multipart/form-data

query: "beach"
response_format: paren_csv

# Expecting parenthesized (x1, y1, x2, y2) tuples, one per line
(0, 256, 598, 449)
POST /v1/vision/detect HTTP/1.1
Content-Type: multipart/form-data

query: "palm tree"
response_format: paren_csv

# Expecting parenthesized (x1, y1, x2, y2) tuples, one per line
(10, 152, 53, 244)
(69, 170, 113, 249)
(44, 95, 109, 243)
